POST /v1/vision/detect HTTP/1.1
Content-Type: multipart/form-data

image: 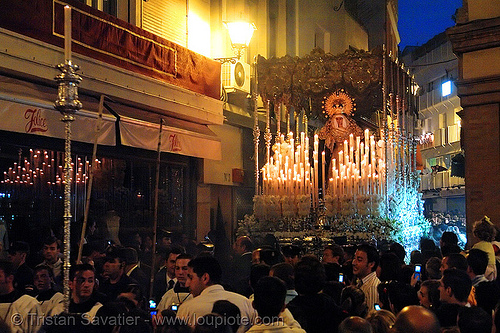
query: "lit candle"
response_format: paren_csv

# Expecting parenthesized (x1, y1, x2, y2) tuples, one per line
(322, 151, 326, 198)
(64, 6, 72, 62)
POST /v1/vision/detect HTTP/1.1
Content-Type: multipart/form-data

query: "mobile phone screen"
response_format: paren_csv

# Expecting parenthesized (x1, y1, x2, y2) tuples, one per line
(339, 273, 344, 283)
(374, 303, 381, 311)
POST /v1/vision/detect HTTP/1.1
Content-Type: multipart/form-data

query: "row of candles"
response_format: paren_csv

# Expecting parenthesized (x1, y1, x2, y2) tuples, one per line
(261, 129, 386, 208)
(1, 149, 101, 188)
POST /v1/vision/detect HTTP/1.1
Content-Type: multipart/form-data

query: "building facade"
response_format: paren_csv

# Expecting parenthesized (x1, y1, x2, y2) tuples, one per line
(402, 32, 466, 246)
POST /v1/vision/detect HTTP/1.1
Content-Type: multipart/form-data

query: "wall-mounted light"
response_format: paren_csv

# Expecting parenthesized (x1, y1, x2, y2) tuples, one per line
(216, 21, 256, 63)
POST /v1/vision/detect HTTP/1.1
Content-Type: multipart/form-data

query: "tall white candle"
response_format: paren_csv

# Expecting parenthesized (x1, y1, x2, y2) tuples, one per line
(64, 6, 72, 61)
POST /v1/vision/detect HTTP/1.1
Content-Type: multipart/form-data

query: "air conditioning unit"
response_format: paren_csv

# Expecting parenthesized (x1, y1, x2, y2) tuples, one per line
(221, 61, 251, 93)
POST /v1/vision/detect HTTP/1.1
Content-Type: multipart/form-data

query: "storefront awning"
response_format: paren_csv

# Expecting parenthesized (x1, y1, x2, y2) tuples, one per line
(108, 101, 222, 161)
(0, 76, 116, 146)
(0, 75, 221, 160)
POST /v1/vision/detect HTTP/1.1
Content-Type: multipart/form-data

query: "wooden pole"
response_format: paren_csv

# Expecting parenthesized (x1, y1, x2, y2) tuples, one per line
(77, 95, 104, 264)
(149, 118, 163, 299)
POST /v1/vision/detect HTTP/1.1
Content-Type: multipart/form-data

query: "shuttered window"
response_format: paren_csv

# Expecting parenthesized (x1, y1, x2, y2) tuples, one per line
(143, 0, 187, 47)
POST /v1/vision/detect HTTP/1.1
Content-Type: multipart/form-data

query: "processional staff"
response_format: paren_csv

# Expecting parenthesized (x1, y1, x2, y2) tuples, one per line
(54, 5, 82, 313)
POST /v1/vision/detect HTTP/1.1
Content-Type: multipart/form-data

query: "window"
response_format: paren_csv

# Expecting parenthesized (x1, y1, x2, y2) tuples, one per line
(442, 80, 452, 97)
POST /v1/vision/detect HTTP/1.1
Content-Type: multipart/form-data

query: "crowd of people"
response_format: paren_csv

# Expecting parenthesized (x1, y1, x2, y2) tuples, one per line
(0, 216, 498, 332)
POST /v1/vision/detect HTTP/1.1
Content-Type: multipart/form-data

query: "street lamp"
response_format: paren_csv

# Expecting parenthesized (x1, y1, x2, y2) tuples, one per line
(216, 21, 256, 63)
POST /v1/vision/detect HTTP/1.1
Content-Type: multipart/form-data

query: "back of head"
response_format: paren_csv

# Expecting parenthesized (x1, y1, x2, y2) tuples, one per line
(341, 286, 367, 317)
(388, 243, 406, 265)
(270, 262, 295, 289)
(339, 316, 373, 333)
(393, 305, 440, 333)
(121, 247, 139, 265)
(467, 248, 489, 276)
(441, 232, 459, 246)
(378, 252, 402, 282)
(458, 306, 492, 333)
(294, 255, 326, 295)
(253, 276, 286, 319)
(212, 300, 241, 333)
(425, 257, 442, 279)
(238, 236, 254, 253)
(473, 216, 496, 242)
(250, 264, 270, 291)
(442, 268, 472, 303)
(366, 309, 396, 333)
(391, 282, 419, 313)
(188, 256, 222, 285)
(194, 314, 232, 333)
(444, 253, 468, 271)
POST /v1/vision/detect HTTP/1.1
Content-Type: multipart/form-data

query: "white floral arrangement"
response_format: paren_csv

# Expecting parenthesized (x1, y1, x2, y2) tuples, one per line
(323, 195, 338, 217)
(281, 196, 297, 218)
(296, 194, 311, 217)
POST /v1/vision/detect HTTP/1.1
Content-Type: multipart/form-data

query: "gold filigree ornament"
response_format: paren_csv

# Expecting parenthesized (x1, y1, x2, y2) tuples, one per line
(322, 89, 356, 117)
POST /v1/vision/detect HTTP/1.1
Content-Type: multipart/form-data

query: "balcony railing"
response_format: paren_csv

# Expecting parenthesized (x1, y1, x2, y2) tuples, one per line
(420, 170, 465, 191)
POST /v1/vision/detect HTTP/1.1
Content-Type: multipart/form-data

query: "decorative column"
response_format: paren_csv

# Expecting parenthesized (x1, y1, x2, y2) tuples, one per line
(54, 5, 82, 313)
(253, 56, 260, 195)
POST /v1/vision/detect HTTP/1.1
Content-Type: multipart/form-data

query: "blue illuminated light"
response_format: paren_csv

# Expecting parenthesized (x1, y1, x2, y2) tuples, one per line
(442, 80, 452, 97)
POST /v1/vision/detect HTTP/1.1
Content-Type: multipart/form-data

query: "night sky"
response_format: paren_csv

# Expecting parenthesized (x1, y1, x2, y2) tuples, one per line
(398, 0, 463, 50)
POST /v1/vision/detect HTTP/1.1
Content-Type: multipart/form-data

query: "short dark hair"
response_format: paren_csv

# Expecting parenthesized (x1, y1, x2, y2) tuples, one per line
(176, 253, 193, 262)
(467, 249, 489, 276)
(250, 264, 270, 291)
(441, 232, 458, 246)
(270, 262, 295, 290)
(34, 265, 55, 279)
(325, 244, 344, 258)
(43, 236, 60, 249)
(105, 246, 126, 263)
(212, 300, 241, 333)
(356, 244, 380, 271)
(294, 255, 326, 295)
(238, 237, 254, 253)
(458, 306, 492, 333)
(420, 280, 441, 309)
(444, 253, 467, 271)
(188, 256, 222, 284)
(70, 263, 96, 280)
(442, 268, 472, 303)
(253, 276, 286, 319)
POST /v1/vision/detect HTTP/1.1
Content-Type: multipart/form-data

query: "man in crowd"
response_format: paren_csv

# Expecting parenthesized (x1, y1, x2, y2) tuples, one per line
(352, 244, 380, 311)
(152, 246, 183, 302)
(39, 236, 63, 290)
(282, 245, 302, 267)
(176, 255, 255, 331)
(440, 252, 467, 274)
(287, 255, 344, 333)
(158, 253, 193, 312)
(270, 263, 297, 304)
(99, 247, 137, 302)
(122, 247, 149, 296)
(0, 260, 42, 333)
(247, 276, 305, 333)
(436, 268, 472, 328)
(466, 248, 489, 287)
(8, 241, 34, 293)
(68, 263, 103, 320)
(229, 236, 254, 295)
(33, 265, 64, 316)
